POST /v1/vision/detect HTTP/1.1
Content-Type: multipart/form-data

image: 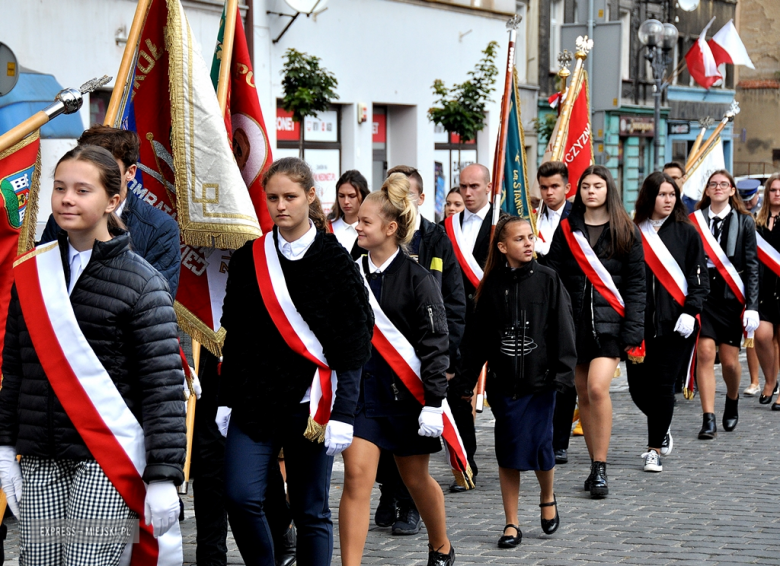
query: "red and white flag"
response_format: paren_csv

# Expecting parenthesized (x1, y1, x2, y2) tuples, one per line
(708, 20, 755, 70)
(560, 76, 593, 197)
(685, 18, 722, 89)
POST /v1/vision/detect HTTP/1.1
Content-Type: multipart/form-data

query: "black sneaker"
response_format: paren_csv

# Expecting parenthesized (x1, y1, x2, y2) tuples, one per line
(427, 544, 455, 566)
(660, 429, 673, 456)
(554, 448, 568, 464)
(392, 504, 422, 535)
(374, 493, 397, 527)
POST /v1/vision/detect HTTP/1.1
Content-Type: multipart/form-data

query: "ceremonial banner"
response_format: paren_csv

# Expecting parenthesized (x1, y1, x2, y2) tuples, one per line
(561, 75, 593, 197)
(682, 137, 725, 203)
(115, 0, 261, 355)
(210, 5, 274, 233)
(0, 132, 40, 377)
(500, 69, 535, 234)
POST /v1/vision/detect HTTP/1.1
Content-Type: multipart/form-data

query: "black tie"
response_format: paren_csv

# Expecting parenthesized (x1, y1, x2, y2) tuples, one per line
(711, 217, 723, 241)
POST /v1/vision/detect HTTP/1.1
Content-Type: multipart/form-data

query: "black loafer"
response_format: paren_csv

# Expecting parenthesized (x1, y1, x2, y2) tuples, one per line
(554, 449, 568, 464)
(539, 494, 560, 535)
(772, 402, 780, 411)
(498, 524, 522, 548)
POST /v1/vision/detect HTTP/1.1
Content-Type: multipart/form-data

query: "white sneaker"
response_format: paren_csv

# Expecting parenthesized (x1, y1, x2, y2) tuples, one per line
(660, 429, 673, 456)
(743, 383, 761, 396)
(641, 450, 663, 472)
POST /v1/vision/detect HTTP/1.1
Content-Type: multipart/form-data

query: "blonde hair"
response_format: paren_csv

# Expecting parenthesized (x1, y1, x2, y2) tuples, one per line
(756, 173, 780, 228)
(363, 172, 418, 245)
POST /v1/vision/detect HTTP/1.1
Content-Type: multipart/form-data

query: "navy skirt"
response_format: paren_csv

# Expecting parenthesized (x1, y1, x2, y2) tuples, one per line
(353, 406, 442, 457)
(490, 389, 556, 471)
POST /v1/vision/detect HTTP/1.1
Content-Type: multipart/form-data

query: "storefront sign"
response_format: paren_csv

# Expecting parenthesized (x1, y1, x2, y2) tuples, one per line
(619, 116, 655, 137)
(304, 110, 338, 142)
(276, 108, 299, 141)
(668, 121, 690, 135)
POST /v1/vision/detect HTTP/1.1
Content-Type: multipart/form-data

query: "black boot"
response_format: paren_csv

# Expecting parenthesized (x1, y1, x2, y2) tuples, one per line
(589, 461, 608, 498)
(698, 412, 717, 439)
(583, 460, 596, 491)
(723, 395, 739, 432)
(274, 524, 296, 566)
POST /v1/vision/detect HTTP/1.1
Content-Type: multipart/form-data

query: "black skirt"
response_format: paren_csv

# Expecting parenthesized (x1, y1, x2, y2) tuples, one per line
(701, 268, 744, 347)
(490, 389, 556, 471)
(353, 405, 442, 457)
(575, 307, 623, 364)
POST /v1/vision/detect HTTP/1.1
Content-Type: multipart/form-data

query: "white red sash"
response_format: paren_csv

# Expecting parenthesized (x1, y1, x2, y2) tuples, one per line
(560, 219, 625, 316)
(13, 243, 182, 566)
(638, 221, 688, 307)
(690, 210, 746, 304)
(357, 259, 474, 489)
(756, 232, 780, 278)
(444, 213, 483, 288)
(253, 232, 336, 441)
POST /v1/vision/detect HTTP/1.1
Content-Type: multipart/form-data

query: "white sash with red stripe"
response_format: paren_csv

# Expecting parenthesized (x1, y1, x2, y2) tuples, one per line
(638, 220, 688, 307)
(253, 232, 336, 441)
(444, 213, 483, 288)
(756, 232, 780, 278)
(357, 259, 474, 489)
(13, 242, 182, 566)
(690, 210, 746, 304)
(560, 219, 625, 316)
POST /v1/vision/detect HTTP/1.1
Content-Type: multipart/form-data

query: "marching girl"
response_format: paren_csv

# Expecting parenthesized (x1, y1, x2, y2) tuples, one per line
(749, 172, 780, 409)
(339, 173, 459, 566)
(0, 145, 186, 564)
(219, 157, 374, 566)
(444, 187, 465, 220)
(545, 165, 645, 498)
(326, 170, 370, 259)
(691, 170, 759, 438)
(628, 172, 709, 472)
(462, 216, 576, 546)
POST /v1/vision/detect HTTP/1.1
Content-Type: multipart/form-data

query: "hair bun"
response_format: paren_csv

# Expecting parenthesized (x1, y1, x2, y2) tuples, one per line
(382, 173, 410, 210)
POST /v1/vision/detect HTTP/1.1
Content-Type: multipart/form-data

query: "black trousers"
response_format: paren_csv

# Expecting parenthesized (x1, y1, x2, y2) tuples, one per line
(446, 391, 479, 477)
(376, 450, 414, 508)
(552, 387, 578, 451)
(626, 332, 695, 449)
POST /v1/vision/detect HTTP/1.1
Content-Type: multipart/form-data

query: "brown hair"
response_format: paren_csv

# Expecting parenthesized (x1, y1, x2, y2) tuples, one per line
(262, 157, 327, 231)
(634, 171, 691, 226)
(572, 165, 636, 257)
(55, 145, 126, 233)
(475, 216, 532, 302)
(662, 161, 686, 176)
(695, 169, 748, 215)
(363, 172, 417, 245)
(756, 173, 780, 229)
(537, 160, 569, 183)
(327, 169, 370, 222)
(77, 125, 140, 169)
(387, 165, 425, 194)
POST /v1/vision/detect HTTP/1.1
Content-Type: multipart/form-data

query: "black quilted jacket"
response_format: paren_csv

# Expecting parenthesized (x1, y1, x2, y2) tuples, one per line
(0, 232, 186, 485)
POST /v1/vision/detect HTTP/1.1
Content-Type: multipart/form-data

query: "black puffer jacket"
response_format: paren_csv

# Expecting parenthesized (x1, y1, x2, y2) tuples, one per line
(0, 232, 186, 485)
(546, 210, 646, 347)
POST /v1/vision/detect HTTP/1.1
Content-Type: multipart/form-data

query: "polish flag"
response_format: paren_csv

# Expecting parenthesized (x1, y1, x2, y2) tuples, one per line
(685, 18, 721, 89)
(708, 20, 755, 69)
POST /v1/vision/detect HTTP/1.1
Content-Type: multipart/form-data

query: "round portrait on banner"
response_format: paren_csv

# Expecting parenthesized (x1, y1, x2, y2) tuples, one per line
(232, 113, 269, 187)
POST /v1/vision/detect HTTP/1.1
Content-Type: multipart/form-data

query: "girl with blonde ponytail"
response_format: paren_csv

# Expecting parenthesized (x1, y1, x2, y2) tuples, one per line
(339, 173, 457, 566)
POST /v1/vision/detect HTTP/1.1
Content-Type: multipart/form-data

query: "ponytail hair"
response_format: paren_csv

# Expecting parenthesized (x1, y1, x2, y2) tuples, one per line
(262, 156, 327, 231)
(55, 145, 126, 233)
(363, 172, 418, 245)
(475, 216, 531, 303)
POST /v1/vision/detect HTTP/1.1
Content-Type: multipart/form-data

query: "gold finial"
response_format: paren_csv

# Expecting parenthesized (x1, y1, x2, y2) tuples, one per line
(575, 36, 594, 59)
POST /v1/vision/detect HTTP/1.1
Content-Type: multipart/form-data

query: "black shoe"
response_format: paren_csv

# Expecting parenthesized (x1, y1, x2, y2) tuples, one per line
(392, 504, 422, 535)
(583, 460, 596, 491)
(275, 525, 296, 566)
(554, 449, 568, 464)
(374, 492, 397, 527)
(723, 395, 739, 431)
(589, 461, 608, 498)
(449, 479, 473, 493)
(759, 385, 776, 404)
(427, 543, 456, 566)
(772, 402, 780, 411)
(497, 524, 522, 548)
(539, 494, 560, 535)
(698, 412, 717, 439)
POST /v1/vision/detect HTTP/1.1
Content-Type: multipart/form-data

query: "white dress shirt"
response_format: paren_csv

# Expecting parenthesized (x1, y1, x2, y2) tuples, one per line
(706, 204, 731, 268)
(330, 217, 358, 252)
(115, 196, 128, 219)
(277, 220, 317, 261)
(367, 248, 400, 274)
(461, 203, 490, 253)
(535, 204, 565, 256)
(67, 242, 93, 295)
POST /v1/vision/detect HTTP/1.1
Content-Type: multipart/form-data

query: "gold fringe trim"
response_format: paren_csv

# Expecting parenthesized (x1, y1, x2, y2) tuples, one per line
(683, 387, 696, 401)
(303, 415, 326, 443)
(743, 337, 755, 349)
(627, 354, 645, 364)
(178, 229, 259, 251)
(613, 366, 621, 378)
(15, 134, 41, 255)
(174, 301, 226, 357)
(451, 465, 475, 490)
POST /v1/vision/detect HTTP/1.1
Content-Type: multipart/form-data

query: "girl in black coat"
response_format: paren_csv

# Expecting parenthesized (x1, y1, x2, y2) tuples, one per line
(546, 165, 645, 498)
(693, 170, 759, 439)
(463, 217, 576, 547)
(0, 146, 186, 563)
(339, 174, 456, 566)
(747, 172, 780, 409)
(628, 172, 709, 472)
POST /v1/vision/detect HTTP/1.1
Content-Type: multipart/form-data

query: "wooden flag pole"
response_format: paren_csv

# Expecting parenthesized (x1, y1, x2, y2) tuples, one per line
(0, 112, 49, 154)
(550, 38, 592, 163)
(686, 102, 740, 172)
(216, 0, 239, 114)
(103, 0, 153, 127)
(686, 125, 708, 171)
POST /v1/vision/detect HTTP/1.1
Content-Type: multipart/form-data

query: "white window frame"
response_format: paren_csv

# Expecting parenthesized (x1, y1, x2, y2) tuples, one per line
(550, 0, 564, 72)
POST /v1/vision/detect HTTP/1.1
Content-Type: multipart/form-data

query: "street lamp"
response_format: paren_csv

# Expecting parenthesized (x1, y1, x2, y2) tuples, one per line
(638, 19, 678, 172)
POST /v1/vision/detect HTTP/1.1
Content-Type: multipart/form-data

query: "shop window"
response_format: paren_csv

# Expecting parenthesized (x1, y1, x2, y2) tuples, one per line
(550, 0, 564, 73)
(89, 89, 113, 126)
(434, 125, 478, 221)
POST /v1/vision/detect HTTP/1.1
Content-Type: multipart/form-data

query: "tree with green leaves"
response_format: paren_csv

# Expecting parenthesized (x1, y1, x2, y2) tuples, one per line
(427, 41, 499, 168)
(281, 48, 339, 157)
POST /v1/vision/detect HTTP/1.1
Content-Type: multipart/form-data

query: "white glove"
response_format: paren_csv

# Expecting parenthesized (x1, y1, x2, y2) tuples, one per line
(215, 406, 232, 438)
(143, 481, 180, 537)
(743, 310, 760, 334)
(324, 420, 353, 456)
(673, 313, 696, 339)
(0, 446, 22, 519)
(182, 368, 202, 400)
(417, 406, 444, 438)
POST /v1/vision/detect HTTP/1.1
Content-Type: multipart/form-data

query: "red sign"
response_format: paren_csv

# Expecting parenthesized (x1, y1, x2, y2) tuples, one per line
(450, 132, 476, 145)
(276, 108, 299, 141)
(372, 114, 386, 144)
